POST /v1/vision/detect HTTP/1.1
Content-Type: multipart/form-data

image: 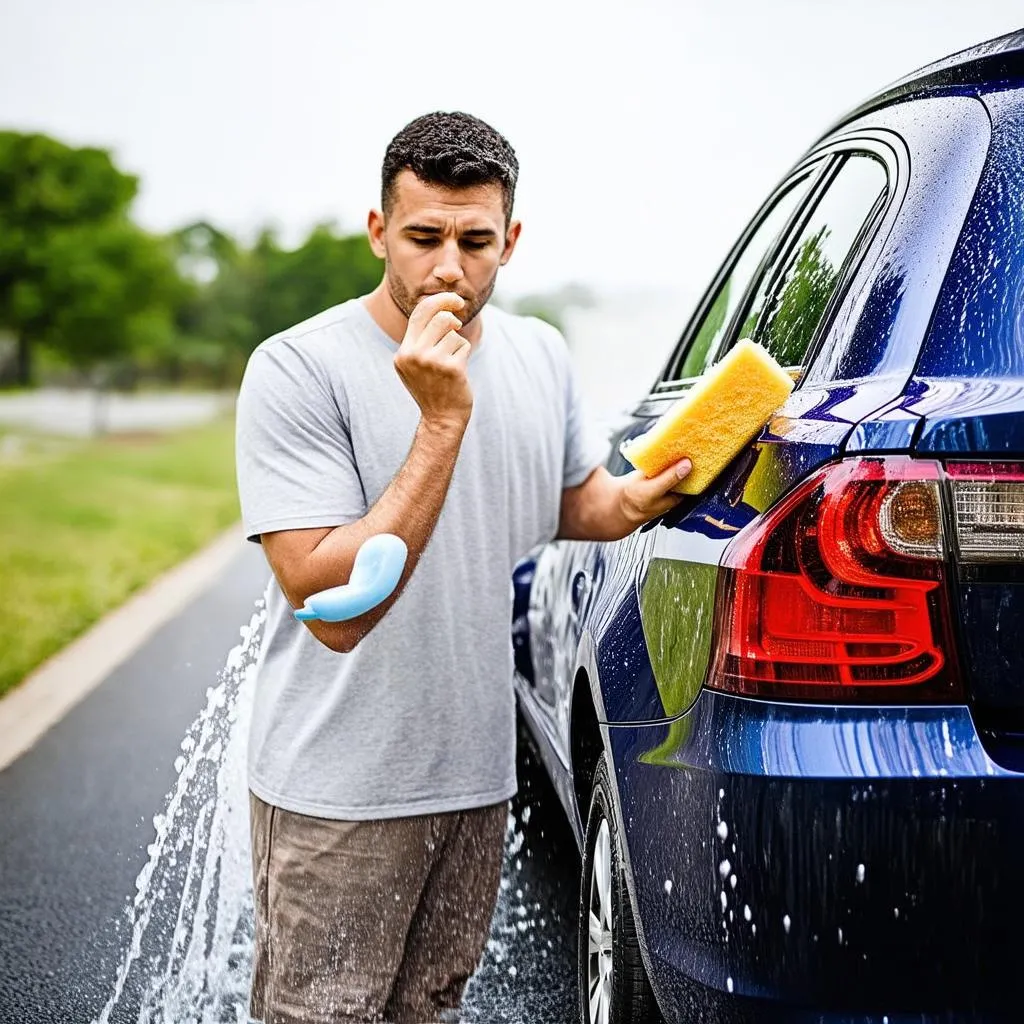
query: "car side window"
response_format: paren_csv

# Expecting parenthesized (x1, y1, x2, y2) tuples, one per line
(735, 153, 888, 368)
(669, 169, 820, 382)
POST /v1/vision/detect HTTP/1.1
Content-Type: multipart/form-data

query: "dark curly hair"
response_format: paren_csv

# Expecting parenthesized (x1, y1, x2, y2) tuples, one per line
(381, 111, 519, 223)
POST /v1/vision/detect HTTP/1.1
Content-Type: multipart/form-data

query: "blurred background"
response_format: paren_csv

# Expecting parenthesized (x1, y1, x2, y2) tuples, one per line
(1, 0, 1022, 698)
(2, 3, 1024, 1020)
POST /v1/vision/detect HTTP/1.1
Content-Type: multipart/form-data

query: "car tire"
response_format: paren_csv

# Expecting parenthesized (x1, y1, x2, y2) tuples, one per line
(578, 753, 661, 1024)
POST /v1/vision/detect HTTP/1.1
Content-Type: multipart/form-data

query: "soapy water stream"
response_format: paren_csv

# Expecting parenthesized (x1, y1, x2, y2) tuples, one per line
(92, 590, 576, 1024)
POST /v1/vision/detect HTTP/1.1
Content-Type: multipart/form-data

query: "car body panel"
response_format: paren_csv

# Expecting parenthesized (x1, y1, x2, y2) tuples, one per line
(608, 709, 1021, 1020)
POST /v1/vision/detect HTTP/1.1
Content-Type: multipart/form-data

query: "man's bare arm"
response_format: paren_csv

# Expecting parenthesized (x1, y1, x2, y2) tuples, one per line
(262, 418, 465, 652)
(260, 291, 473, 653)
(557, 460, 692, 542)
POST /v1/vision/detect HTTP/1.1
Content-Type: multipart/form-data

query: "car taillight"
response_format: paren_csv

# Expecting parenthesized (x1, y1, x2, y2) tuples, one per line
(709, 457, 963, 703)
(946, 462, 1024, 563)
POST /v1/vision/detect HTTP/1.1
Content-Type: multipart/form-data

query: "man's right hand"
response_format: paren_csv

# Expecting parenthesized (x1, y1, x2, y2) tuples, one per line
(393, 292, 474, 432)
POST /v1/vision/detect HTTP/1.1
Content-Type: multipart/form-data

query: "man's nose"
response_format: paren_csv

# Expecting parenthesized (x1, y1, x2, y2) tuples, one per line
(432, 241, 465, 284)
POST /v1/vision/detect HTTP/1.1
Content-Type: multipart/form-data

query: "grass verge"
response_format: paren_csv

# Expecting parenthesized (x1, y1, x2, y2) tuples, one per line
(0, 416, 240, 699)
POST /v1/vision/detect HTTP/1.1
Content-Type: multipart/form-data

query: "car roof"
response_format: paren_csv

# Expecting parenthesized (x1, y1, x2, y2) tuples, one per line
(823, 27, 1024, 137)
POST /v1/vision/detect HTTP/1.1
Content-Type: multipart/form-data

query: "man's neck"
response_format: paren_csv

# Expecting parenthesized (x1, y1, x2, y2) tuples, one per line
(362, 284, 484, 346)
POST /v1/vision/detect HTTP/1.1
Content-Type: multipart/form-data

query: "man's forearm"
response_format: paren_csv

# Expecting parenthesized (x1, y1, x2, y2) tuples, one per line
(558, 468, 636, 542)
(558, 462, 691, 542)
(284, 418, 465, 652)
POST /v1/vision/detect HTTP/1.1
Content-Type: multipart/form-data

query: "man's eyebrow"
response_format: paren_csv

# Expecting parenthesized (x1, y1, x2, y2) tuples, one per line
(403, 224, 498, 238)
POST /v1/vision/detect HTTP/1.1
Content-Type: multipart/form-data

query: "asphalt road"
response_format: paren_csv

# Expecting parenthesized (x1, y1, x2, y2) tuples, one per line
(0, 540, 581, 1024)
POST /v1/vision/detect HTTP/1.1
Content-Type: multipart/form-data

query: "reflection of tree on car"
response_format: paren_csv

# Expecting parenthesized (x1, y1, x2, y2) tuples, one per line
(743, 227, 839, 366)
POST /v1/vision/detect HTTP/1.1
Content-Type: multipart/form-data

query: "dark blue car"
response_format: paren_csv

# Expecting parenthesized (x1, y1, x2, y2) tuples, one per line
(513, 29, 1024, 1024)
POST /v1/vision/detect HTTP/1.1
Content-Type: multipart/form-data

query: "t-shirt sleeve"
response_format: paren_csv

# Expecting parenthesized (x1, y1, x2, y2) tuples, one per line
(235, 340, 367, 543)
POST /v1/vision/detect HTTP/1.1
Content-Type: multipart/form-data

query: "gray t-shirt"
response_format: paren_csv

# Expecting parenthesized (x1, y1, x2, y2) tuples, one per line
(235, 298, 607, 820)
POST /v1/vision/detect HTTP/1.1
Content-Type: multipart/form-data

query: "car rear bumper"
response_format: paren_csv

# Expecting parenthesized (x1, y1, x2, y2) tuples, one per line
(606, 692, 1024, 1022)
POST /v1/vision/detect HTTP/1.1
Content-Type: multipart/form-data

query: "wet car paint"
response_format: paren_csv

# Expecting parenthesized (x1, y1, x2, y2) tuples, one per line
(514, 40, 1024, 1024)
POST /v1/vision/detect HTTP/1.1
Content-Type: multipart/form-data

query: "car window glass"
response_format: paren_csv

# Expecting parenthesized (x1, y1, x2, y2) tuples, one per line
(673, 171, 817, 380)
(737, 154, 887, 367)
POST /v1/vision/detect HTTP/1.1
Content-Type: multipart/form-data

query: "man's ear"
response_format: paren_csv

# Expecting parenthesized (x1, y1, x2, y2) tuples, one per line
(500, 220, 523, 266)
(367, 209, 387, 259)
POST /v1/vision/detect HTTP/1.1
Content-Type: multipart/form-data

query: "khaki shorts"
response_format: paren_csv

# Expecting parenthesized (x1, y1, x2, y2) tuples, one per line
(249, 792, 508, 1024)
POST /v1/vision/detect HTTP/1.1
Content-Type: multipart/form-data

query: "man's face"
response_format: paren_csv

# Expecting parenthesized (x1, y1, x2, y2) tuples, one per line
(368, 170, 521, 328)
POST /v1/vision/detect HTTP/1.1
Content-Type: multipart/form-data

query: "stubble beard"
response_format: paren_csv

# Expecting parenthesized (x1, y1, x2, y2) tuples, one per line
(385, 262, 498, 331)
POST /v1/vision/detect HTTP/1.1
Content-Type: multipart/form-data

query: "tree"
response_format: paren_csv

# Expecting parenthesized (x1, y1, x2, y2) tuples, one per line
(245, 223, 382, 343)
(32, 219, 182, 371)
(164, 221, 253, 383)
(0, 132, 180, 384)
(160, 221, 384, 384)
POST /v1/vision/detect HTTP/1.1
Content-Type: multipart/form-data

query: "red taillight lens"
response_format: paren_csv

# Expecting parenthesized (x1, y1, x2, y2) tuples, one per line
(709, 457, 963, 702)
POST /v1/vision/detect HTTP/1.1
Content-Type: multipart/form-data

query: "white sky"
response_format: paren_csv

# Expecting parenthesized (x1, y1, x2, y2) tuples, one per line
(1, 0, 1021, 301)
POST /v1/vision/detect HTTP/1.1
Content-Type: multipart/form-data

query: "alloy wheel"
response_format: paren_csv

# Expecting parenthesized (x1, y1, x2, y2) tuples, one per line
(587, 817, 614, 1024)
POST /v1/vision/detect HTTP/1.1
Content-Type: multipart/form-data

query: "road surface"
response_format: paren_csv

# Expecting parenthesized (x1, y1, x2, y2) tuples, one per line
(0, 540, 580, 1023)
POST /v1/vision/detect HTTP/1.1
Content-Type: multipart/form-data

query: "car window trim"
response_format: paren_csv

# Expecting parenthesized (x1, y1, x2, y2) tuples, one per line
(735, 149, 896, 381)
(802, 133, 909, 382)
(648, 134, 905, 405)
(654, 156, 831, 390)
(797, 171, 889, 376)
(700, 153, 850, 375)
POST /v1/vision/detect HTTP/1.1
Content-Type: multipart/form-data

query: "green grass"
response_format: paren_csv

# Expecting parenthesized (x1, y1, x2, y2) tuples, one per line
(0, 416, 240, 698)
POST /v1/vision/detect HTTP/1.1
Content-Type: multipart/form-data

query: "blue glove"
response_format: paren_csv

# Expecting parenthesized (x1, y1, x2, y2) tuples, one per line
(293, 534, 408, 623)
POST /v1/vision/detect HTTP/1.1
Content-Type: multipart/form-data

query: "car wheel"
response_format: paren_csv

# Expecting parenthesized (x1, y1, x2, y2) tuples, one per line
(578, 753, 660, 1024)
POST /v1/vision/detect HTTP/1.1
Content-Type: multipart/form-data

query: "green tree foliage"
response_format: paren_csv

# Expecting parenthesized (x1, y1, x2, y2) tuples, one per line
(165, 221, 382, 383)
(507, 283, 596, 336)
(509, 297, 565, 333)
(159, 221, 253, 384)
(0, 132, 181, 384)
(0, 131, 388, 389)
(245, 224, 382, 342)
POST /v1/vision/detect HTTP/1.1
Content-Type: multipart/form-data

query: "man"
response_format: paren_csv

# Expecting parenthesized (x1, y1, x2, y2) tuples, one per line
(235, 111, 691, 1024)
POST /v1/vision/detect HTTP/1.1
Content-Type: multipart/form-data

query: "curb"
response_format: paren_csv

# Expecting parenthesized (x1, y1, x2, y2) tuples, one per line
(0, 523, 249, 772)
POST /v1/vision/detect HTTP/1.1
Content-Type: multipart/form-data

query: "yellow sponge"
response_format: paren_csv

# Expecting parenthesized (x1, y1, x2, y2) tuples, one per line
(620, 338, 795, 496)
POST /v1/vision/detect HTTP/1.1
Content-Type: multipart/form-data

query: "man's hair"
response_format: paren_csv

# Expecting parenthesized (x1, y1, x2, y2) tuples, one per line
(381, 111, 519, 223)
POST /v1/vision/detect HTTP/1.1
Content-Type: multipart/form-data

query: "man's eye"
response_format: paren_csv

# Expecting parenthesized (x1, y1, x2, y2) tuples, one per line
(410, 237, 436, 247)
(462, 240, 489, 251)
